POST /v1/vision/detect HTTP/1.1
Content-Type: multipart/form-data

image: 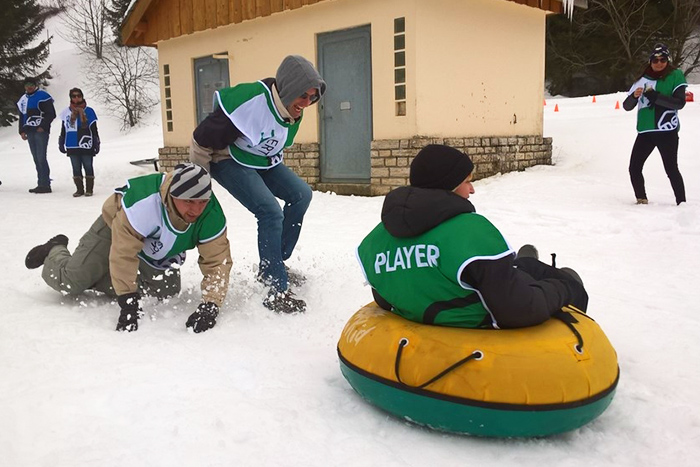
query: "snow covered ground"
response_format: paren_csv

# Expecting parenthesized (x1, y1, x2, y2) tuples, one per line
(2, 23, 700, 467)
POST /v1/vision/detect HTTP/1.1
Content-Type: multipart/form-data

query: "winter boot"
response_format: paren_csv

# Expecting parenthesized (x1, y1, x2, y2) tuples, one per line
(72, 176, 85, 197)
(560, 267, 584, 286)
(25, 234, 69, 269)
(85, 176, 94, 196)
(29, 185, 52, 194)
(285, 265, 307, 288)
(263, 289, 306, 314)
(516, 244, 539, 260)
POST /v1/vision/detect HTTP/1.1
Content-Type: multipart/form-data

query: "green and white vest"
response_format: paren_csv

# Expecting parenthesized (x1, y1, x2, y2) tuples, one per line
(117, 173, 227, 270)
(216, 81, 302, 169)
(357, 213, 513, 328)
(629, 68, 687, 133)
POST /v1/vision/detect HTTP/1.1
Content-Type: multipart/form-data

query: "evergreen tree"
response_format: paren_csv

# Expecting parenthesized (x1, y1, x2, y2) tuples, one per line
(105, 0, 132, 45)
(0, 0, 63, 126)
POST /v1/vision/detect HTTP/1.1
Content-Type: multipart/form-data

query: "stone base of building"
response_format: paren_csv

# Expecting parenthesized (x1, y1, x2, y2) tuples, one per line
(157, 134, 552, 196)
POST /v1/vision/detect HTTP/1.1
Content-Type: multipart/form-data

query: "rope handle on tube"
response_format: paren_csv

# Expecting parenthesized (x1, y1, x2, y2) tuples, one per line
(394, 338, 483, 389)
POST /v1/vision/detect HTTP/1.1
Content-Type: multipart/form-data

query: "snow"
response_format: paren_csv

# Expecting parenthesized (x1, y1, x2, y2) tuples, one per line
(2, 20, 700, 467)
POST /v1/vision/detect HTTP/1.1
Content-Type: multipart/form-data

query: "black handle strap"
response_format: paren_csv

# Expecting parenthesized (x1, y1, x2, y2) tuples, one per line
(394, 338, 482, 389)
(553, 310, 584, 354)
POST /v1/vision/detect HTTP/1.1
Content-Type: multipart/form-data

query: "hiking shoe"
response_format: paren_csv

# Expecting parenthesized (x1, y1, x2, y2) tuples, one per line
(263, 290, 306, 314)
(285, 266, 307, 288)
(29, 186, 52, 194)
(256, 265, 307, 288)
(516, 244, 539, 260)
(25, 234, 69, 269)
(636, 198, 648, 205)
(560, 267, 584, 286)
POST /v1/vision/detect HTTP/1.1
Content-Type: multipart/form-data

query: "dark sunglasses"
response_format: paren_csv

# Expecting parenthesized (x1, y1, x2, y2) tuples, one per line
(70, 94, 83, 98)
(300, 91, 320, 103)
(652, 57, 668, 64)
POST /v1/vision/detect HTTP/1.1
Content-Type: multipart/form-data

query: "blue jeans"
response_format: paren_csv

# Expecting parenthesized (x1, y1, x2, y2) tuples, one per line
(210, 159, 312, 292)
(26, 131, 51, 186)
(69, 154, 95, 177)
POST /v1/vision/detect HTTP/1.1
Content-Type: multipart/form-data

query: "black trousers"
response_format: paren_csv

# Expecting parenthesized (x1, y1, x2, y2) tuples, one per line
(514, 257, 589, 313)
(629, 131, 686, 204)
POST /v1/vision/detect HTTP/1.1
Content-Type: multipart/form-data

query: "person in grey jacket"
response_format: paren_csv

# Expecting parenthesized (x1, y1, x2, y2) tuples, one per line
(190, 55, 326, 314)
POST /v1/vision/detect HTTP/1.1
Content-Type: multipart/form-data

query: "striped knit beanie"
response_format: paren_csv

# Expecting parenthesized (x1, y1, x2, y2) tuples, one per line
(169, 163, 212, 200)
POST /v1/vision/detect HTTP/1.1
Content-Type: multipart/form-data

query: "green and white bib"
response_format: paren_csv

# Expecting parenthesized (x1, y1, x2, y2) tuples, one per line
(117, 173, 227, 269)
(216, 81, 302, 169)
(357, 213, 513, 328)
(629, 68, 687, 133)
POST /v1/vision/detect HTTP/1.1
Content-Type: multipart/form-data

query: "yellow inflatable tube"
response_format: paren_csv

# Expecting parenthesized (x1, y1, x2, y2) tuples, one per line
(338, 303, 619, 437)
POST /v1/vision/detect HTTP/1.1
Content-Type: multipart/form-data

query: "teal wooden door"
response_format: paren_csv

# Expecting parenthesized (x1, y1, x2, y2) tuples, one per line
(194, 55, 230, 124)
(318, 26, 373, 182)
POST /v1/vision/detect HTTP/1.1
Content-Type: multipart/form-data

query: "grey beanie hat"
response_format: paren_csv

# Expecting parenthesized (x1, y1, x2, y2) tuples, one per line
(276, 55, 327, 108)
(169, 163, 212, 200)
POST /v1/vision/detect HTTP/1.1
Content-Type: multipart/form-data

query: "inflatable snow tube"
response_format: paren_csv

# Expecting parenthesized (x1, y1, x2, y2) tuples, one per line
(337, 303, 619, 438)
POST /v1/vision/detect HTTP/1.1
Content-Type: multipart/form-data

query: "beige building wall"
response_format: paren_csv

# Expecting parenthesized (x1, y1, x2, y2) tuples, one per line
(157, 0, 546, 147)
(157, 0, 414, 147)
(413, 0, 546, 137)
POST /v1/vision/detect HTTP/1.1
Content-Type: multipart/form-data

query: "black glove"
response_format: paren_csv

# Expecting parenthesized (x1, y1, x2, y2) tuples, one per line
(643, 89, 659, 104)
(59, 144, 66, 154)
(116, 292, 141, 332)
(186, 302, 219, 333)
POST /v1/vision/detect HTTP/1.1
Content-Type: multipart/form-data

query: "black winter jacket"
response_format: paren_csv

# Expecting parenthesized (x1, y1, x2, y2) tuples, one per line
(372, 187, 588, 328)
(192, 78, 277, 150)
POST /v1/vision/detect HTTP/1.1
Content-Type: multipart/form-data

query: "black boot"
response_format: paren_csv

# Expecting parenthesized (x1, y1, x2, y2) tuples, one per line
(25, 235, 69, 269)
(85, 176, 94, 196)
(516, 244, 539, 260)
(263, 289, 306, 314)
(72, 176, 85, 197)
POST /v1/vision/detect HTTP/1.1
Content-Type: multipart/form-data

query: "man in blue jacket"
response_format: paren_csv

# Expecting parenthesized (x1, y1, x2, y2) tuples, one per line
(17, 76, 56, 193)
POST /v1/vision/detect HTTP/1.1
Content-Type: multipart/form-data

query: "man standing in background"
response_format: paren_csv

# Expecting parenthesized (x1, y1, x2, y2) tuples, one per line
(17, 76, 56, 193)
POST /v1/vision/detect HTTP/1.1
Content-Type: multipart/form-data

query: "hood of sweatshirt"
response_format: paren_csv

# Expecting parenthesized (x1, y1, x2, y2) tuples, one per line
(380, 186, 476, 238)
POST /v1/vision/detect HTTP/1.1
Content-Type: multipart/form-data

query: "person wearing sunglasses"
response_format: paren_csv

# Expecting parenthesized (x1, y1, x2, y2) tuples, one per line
(623, 43, 687, 206)
(16, 76, 56, 194)
(58, 88, 101, 197)
(190, 55, 326, 314)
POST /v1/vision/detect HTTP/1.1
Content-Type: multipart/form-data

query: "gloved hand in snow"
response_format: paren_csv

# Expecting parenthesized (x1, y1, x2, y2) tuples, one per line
(116, 292, 141, 332)
(186, 302, 219, 333)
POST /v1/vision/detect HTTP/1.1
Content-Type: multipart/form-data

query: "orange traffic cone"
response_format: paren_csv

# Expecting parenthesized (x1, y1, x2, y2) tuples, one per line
(554, 104, 559, 112)
(615, 100, 620, 110)
(592, 95, 597, 103)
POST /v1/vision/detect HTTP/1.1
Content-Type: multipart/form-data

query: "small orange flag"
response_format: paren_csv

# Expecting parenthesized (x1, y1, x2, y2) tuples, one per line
(554, 104, 559, 112)
(544, 99, 547, 106)
(592, 95, 597, 103)
(615, 101, 620, 110)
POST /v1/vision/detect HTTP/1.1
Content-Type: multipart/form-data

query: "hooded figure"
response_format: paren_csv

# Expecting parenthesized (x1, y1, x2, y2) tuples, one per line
(189, 56, 327, 314)
(357, 144, 588, 329)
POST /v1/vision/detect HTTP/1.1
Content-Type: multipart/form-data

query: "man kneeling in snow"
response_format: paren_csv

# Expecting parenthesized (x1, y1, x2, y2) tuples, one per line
(25, 163, 232, 333)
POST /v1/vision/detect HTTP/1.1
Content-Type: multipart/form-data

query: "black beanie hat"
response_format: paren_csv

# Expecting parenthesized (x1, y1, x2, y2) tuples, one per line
(409, 144, 474, 191)
(22, 76, 37, 86)
(649, 43, 670, 62)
